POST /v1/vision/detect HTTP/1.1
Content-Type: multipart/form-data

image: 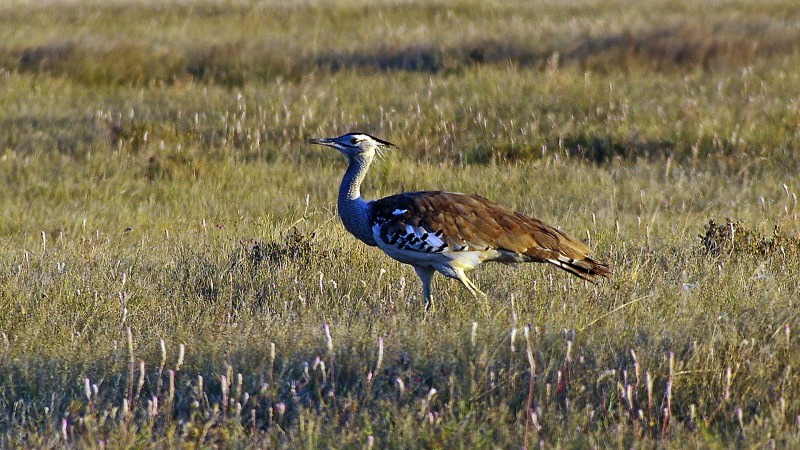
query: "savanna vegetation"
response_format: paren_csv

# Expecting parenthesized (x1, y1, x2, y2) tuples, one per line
(1, 0, 800, 447)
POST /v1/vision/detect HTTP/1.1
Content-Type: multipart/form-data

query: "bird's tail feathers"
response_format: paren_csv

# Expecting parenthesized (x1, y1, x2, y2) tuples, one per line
(547, 255, 611, 281)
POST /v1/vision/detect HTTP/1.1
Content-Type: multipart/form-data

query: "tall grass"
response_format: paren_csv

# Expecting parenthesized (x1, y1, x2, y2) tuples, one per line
(1, 0, 800, 447)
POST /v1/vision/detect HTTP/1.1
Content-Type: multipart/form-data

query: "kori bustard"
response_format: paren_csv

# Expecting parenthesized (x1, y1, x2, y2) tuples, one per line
(308, 132, 610, 306)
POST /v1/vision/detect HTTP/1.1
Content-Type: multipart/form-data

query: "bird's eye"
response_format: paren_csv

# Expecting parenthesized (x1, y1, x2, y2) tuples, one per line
(350, 138, 359, 145)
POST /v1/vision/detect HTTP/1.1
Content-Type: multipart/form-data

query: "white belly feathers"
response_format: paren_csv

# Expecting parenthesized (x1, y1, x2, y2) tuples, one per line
(372, 223, 501, 277)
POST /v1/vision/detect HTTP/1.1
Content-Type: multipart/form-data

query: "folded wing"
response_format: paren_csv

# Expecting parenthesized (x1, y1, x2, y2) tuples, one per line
(369, 191, 610, 280)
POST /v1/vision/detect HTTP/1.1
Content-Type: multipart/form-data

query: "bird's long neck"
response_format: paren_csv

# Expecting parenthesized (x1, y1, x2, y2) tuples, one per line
(338, 153, 377, 246)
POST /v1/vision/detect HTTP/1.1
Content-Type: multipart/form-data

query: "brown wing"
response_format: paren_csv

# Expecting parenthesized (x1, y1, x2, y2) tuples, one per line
(369, 191, 611, 280)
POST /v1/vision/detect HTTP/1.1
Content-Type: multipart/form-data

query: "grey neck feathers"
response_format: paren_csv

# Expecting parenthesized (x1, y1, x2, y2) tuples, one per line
(338, 153, 377, 246)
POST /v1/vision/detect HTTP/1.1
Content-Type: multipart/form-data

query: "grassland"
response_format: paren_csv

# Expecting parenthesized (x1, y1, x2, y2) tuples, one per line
(1, 0, 800, 447)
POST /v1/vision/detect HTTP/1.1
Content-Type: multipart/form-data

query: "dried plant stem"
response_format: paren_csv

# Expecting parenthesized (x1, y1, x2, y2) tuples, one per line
(579, 295, 650, 332)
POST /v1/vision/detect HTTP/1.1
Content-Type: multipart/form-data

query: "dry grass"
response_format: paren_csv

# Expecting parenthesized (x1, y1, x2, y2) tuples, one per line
(1, 0, 800, 447)
(2, 0, 800, 85)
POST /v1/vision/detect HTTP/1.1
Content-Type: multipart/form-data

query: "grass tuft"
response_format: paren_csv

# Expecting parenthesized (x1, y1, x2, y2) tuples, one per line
(701, 219, 800, 260)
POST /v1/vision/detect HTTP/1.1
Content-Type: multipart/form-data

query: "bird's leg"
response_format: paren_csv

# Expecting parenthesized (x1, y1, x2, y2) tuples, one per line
(413, 266, 435, 311)
(454, 268, 486, 298)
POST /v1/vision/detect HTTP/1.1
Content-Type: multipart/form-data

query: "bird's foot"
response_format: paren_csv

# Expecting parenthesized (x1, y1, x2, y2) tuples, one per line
(422, 296, 435, 315)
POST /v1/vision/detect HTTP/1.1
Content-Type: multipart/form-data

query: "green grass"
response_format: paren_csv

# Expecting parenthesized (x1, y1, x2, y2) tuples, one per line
(2, 0, 800, 447)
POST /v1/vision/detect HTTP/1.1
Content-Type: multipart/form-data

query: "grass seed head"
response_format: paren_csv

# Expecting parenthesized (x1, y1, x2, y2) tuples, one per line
(323, 323, 333, 353)
(724, 366, 732, 401)
(159, 339, 166, 367)
(376, 337, 384, 373)
(471, 322, 478, 347)
(395, 378, 405, 396)
(176, 344, 185, 371)
(510, 327, 517, 352)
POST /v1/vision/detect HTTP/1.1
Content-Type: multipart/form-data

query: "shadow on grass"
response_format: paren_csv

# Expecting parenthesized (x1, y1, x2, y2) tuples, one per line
(2, 21, 799, 86)
(313, 39, 546, 74)
(563, 22, 800, 72)
(466, 134, 678, 165)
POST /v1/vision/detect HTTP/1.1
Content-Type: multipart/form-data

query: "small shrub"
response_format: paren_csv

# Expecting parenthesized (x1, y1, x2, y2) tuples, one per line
(246, 227, 318, 267)
(700, 219, 800, 258)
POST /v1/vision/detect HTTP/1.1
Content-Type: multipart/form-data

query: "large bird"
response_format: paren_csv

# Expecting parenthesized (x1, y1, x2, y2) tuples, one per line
(307, 132, 610, 306)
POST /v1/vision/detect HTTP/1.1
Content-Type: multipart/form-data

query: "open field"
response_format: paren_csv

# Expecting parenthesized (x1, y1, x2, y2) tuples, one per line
(2, 0, 800, 447)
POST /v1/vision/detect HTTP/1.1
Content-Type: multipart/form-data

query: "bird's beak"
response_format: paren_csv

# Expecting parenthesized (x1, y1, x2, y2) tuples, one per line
(306, 137, 335, 147)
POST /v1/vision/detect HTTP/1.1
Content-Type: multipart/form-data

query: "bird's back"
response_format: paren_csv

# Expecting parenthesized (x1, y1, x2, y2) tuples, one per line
(369, 191, 609, 280)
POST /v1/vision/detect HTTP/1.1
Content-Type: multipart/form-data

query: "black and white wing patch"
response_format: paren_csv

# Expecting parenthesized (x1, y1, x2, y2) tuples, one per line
(370, 200, 450, 253)
(369, 191, 478, 254)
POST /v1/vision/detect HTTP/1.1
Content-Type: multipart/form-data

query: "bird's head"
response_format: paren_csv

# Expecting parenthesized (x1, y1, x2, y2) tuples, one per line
(306, 132, 397, 159)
